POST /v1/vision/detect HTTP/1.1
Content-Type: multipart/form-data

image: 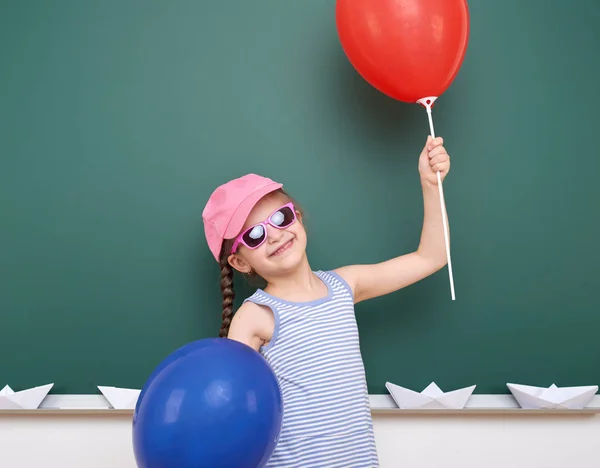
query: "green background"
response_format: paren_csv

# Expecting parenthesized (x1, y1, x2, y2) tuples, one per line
(1, 0, 599, 394)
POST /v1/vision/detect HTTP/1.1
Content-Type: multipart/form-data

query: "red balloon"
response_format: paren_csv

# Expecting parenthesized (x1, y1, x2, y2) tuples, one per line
(336, 0, 470, 103)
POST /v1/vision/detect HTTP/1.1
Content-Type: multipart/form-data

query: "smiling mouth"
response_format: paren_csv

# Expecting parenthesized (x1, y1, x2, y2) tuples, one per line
(270, 239, 294, 257)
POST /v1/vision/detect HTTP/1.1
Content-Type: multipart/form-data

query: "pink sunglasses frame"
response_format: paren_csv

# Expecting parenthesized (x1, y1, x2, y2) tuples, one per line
(231, 202, 297, 254)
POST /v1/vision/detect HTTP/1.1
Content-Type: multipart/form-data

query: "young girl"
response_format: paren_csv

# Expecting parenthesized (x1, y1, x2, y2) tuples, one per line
(202, 136, 450, 467)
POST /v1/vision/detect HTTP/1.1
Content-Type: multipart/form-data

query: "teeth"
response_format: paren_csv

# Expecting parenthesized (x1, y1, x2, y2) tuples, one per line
(274, 240, 290, 255)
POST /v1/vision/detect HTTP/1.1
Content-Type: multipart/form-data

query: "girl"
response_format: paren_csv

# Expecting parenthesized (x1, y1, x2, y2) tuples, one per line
(202, 136, 450, 467)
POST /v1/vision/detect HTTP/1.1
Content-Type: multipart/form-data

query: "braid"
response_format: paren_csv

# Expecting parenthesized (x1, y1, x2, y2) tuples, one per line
(219, 251, 235, 338)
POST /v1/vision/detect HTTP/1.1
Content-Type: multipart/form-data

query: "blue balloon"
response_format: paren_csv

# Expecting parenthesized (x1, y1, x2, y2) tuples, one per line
(132, 338, 283, 468)
(133, 340, 201, 420)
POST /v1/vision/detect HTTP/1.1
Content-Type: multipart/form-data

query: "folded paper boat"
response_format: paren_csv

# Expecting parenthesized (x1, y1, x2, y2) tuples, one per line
(385, 381, 476, 409)
(98, 386, 141, 409)
(507, 383, 598, 409)
(0, 384, 54, 410)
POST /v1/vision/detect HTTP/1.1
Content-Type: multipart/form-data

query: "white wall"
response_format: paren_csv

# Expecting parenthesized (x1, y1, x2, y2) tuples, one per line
(1, 413, 599, 468)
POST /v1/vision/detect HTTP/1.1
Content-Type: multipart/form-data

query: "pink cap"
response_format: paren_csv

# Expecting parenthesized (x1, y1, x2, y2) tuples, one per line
(202, 173, 283, 261)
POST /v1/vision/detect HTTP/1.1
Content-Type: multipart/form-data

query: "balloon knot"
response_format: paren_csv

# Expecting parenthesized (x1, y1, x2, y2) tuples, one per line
(417, 96, 438, 110)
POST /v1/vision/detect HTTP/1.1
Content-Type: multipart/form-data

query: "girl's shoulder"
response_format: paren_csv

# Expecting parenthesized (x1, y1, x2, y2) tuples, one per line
(227, 300, 275, 351)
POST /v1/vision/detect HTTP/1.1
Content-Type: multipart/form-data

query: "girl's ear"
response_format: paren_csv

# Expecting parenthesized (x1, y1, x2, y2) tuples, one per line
(295, 210, 303, 223)
(228, 254, 253, 274)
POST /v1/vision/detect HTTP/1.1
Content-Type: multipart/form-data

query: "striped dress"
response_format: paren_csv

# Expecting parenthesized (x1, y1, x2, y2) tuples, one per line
(244, 270, 379, 468)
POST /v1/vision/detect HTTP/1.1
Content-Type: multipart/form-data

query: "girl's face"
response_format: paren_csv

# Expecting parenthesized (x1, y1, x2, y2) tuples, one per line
(227, 193, 307, 278)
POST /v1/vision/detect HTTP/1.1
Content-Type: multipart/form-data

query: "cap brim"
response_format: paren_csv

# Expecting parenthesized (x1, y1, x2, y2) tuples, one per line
(223, 182, 283, 239)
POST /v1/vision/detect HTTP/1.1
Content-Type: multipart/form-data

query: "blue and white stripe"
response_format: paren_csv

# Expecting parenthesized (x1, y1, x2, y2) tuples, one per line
(244, 270, 379, 467)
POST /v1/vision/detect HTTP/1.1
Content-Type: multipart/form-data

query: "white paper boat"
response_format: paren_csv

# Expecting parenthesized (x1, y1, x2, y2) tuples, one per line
(98, 386, 141, 409)
(386, 381, 476, 409)
(0, 384, 54, 410)
(507, 383, 598, 409)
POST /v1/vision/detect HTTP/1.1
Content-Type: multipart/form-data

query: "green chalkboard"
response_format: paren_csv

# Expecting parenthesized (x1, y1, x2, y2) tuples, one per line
(1, 0, 599, 394)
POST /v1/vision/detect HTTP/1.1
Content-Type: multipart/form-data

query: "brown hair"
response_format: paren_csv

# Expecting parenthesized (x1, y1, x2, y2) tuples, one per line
(218, 237, 236, 338)
(217, 189, 303, 338)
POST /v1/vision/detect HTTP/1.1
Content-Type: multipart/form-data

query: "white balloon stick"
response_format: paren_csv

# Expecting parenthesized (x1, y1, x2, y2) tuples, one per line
(417, 97, 455, 301)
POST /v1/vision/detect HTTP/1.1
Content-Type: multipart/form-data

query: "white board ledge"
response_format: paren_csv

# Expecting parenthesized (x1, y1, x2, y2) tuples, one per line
(1, 394, 600, 415)
(369, 394, 600, 414)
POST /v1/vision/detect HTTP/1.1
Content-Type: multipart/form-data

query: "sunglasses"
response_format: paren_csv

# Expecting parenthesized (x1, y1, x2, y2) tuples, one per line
(231, 202, 297, 254)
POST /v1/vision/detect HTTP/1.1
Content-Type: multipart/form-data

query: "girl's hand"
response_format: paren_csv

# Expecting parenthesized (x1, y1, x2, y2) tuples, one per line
(418, 136, 450, 185)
